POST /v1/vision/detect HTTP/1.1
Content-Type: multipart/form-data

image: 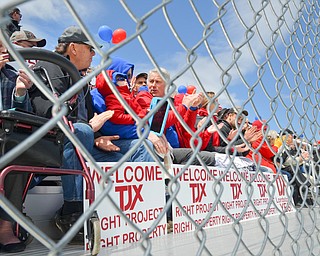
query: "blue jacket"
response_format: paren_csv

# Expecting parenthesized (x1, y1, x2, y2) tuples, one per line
(0, 64, 32, 111)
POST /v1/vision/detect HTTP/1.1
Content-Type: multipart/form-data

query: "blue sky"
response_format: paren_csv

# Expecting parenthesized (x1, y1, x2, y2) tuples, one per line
(2, 0, 319, 142)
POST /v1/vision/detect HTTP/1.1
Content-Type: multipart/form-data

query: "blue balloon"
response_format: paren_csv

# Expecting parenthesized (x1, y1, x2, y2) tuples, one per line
(178, 85, 187, 94)
(98, 25, 113, 42)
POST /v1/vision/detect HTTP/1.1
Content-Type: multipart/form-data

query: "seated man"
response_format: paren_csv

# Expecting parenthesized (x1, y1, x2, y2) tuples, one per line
(29, 26, 154, 241)
(0, 39, 33, 253)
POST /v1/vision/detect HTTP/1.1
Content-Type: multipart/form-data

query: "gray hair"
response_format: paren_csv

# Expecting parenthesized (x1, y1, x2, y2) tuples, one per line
(148, 67, 170, 83)
(267, 130, 278, 141)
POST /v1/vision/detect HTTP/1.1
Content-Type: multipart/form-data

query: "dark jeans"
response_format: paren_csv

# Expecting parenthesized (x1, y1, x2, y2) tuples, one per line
(0, 172, 29, 221)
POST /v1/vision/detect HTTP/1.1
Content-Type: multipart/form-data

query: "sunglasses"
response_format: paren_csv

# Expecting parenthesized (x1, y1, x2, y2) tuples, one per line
(74, 42, 95, 52)
(116, 76, 127, 82)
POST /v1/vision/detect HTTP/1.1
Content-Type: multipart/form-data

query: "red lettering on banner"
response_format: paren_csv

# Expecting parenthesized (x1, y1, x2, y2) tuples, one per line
(115, 165, 162, 183)
(89, 166, 113, 184)
(122, 224, 166, 243)
(276, 176, 286, 196)
(182, 205, 195, 215)
(125, 207, 163, 223)
(173, 221, 193, 233)
(257, 183, 267, 197)
(101, 215, 121, 230)
(230, 183, 242, 199)
(102, 235, 121, 247)
(235, 199, 247, 208)
(253, 198, 268, 206)
(115, 184, 144, 210)
(220, 170, 241, 182)
(175, 206, 182, 217)
(195, 202, 216, 214)
(189, 183, 207, 203)
(145, 165, 162, 181)
(173, 167, 214, 181)
(222, 201, 235, 210)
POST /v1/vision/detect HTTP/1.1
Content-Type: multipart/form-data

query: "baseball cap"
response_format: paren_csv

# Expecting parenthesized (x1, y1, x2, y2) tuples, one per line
(10, 30, 46, 47)
(135, 72, 148, 80)
(229, 107, 248, 116)
(58, 26, 93, 47)
(217, 108, 230, 120)
(280, 128, 296, 138)
(252, 120, 268, 130)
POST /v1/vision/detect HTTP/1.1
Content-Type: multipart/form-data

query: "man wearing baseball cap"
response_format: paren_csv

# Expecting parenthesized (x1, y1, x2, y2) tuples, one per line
(29, 26, 153, 243)
(10, 30, 46, 48)
(131, 72, 148, 96)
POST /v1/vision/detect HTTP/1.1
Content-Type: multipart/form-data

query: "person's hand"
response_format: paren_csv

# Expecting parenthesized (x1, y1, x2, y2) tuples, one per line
(148, 132, 169, 155)
(207, 122, 224, 134)
(190, 92, 204, 108)
(300, 151, 310, 162)
(250, 130, 263, 142)
(243, 126, 260, 142)
(182, 93, 203, 108)
(197, 117, 207, 130)
(227, 129, 238, 141)
(129, 75, 137, 92)
(0, 52, 9, 69)
(15, 69, 33, 97)
(89, 111, 114, 132)
(234, 143, 250, 153)
(94, 135, 120, 152)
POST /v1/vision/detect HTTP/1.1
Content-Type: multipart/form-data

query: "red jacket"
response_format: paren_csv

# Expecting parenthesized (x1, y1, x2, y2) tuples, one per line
(96, 71, 146, 125)
(135, 92, 191, 144)
(246, 136, 278, 173)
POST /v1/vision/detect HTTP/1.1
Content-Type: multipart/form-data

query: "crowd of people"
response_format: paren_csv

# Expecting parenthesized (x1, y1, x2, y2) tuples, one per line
(0, 6, 319, 253)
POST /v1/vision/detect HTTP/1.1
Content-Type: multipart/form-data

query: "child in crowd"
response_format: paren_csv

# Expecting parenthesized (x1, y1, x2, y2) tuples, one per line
(96, 70, 147, 125)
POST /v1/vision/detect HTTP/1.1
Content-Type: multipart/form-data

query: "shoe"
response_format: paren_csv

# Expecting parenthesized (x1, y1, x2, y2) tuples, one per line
(54, 208, 84, 243)
(0, 242, 26, 253)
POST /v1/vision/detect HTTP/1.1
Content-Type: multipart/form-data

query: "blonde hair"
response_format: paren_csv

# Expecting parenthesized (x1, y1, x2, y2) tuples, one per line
(267, 130, 278, 144)
(202, 91, 215, 108)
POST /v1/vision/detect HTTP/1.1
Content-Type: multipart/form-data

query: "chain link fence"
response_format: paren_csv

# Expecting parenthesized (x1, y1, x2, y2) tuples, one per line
(0, 0, 319, 255)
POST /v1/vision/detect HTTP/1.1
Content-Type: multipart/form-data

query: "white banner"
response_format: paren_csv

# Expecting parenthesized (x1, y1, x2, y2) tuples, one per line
(84, 163, 295, 248)
(171, 165, 295, 234)
(84, 162, 167, 249)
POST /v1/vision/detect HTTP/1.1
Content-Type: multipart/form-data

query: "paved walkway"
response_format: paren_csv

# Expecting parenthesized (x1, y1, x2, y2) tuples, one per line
(3, 208, 319, 256)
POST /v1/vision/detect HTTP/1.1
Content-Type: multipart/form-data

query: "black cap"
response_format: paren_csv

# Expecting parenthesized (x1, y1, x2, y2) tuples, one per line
(217, 108, 230, 120)
(58, 26, 92, 46)
(229, 107, 248, 116)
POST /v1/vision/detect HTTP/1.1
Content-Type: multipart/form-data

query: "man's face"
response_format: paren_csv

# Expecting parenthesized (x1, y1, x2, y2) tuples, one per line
(70, 42, 95, 71)
(12, 11, 22, 22)
(148, 72, 166, 97)
(0, 42, 9, 69)
(285, 134, 293, 145)
(228, 112, 238, 129)
(133, 76, 147, 92)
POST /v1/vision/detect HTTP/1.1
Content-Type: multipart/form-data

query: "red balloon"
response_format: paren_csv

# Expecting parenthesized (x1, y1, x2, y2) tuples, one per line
(112, 28, 127, 44)
(187, 85, 196, 94)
